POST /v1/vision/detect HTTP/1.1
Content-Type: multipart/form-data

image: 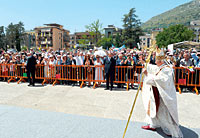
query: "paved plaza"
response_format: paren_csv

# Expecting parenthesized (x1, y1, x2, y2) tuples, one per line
(0, 82, 200, 138)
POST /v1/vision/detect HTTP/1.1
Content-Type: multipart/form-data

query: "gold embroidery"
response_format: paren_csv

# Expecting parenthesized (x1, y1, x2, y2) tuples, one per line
(147, 100, 151, 116)
(156, 55, 165, 61)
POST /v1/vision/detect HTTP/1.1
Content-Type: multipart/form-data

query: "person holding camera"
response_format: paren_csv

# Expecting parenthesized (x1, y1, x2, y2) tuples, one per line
(124, 54, 135, 89)
(116, 54, 125, 88)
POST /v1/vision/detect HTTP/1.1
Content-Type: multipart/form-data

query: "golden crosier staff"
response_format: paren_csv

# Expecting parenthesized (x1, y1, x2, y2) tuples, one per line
(122, 42, 156, 138)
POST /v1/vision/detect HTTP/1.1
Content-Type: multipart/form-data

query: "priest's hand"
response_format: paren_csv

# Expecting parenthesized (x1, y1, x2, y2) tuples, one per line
(142, 69, 148, 76)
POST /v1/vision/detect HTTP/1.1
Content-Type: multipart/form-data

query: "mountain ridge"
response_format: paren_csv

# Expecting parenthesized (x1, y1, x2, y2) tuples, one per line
(142, 0, 200, 31)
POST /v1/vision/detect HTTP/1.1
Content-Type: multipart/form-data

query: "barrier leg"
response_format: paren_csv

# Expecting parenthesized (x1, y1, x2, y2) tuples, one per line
(126, 83, 129, 91)
(42, 79, 48, 85)
(17, 78, 26, 84)
(140, 83, 143, 90)
(80, 81, 85, 88)
(193, 87, 199, 95)
(93, 82, 97, 89)
(8, 77, 16, 83)
(177, 85, 182, 94)
(52, 79, 59, 86)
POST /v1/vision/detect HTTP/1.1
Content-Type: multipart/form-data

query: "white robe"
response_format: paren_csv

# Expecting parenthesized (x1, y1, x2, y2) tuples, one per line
(142, 64, 183, 138)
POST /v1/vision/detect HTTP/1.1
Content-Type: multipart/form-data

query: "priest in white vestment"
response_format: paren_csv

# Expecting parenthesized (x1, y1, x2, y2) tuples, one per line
(141, 49, 183, 138)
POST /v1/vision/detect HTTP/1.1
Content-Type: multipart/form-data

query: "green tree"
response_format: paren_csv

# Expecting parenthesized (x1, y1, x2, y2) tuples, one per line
(113, 33, 123, 47)
(21, 45, 28, 51)
(6, 21, 25, 51)
(85, 19, 103, 45)
(0, 26, 6, 50)
(156, 24, 195, 48)
(97, 37, 113, 49)
(121, 8, 143, 48)
(78, 34, 89, 49)
(6, 23, 16, 49)
(15, 21, 25, 51)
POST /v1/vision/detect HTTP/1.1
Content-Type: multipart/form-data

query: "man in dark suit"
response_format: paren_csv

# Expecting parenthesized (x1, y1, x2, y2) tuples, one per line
(26, 52, 37, 86)
(104, 52, 116, 91)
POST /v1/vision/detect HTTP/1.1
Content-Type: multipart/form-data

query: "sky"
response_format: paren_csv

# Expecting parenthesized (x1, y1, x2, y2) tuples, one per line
(0, 0, 192, 33)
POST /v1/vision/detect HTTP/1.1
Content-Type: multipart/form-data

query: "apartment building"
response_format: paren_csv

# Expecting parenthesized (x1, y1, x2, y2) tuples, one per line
(70, 31, 95, 48)
(24, 30, 36, 49)
(104, 25, 122, 38)
(34, 23, 70, 50)
(139, 34, 151, 48)
(190, 20, 200, 42)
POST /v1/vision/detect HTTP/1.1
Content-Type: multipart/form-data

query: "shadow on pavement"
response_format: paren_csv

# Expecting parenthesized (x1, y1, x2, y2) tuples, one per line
(32, 84, 46, 87)
(156, 126, 199, 138)
(180, 126, 199, 138)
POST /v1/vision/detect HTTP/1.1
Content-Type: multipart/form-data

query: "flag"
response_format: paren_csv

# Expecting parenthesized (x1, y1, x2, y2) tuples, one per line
(112, 44, 115, 48)
(137, 43, 140, 49)
(121, 45, 125, 49)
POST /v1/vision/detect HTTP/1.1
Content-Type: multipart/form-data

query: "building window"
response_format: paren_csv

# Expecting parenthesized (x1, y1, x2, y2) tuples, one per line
(108, 32, 111, 37)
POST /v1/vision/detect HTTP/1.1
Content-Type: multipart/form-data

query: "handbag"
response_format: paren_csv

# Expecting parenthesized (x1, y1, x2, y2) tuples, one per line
(178, 79, 186, 85)
(23, 73, 27, 77)
(56, 74, 61, 78)
(23, 73, 31, 77)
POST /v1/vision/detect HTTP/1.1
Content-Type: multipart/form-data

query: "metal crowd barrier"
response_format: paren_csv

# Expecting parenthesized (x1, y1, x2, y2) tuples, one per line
(0, 64, 199, 94)
(174, 67, 199, 95)
(0, 63, 17, 83)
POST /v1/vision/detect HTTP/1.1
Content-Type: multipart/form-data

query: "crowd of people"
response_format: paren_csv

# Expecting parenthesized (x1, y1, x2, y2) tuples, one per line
(0, 47, 200, 90)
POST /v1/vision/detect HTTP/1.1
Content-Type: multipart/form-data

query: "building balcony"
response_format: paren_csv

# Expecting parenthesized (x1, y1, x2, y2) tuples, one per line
(41, 41, 51, 45)
(37, 32, 52, 37)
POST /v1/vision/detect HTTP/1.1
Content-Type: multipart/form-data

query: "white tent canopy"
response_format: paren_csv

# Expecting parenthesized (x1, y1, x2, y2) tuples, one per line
(168, 41, 200, 53)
